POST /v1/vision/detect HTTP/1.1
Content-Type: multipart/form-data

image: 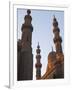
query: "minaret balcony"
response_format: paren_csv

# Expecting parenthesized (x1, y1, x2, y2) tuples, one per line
(53, 37, 62, 43)
(53, 27, 60, 33)
(21, 24, 33, 32)
(53, 21, 58, 27)
(35, 63, 42, 68)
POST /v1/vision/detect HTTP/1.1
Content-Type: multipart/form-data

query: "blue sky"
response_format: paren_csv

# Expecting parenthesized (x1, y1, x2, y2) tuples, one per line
(17, 8, 64, 80)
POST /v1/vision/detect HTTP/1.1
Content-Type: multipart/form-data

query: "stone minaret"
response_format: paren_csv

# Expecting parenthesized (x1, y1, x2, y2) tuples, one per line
(17, 9, 33, 80)
(52, 16, 64, 78)
(35, 43, 42, 80)
(53, 16, 62, 53)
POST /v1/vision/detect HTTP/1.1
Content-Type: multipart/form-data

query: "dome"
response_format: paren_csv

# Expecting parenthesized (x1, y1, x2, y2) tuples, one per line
(48, 51, 56, 59)
(48, 51, 56, 66)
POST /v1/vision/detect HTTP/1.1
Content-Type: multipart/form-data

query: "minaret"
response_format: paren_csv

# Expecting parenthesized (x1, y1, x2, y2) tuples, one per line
(21, 9, 33, 48)
(52, 16, 64, 78)
(17, 9, 33, 80)
(35, 43, 42, 80)
(53, 16, 62, 53)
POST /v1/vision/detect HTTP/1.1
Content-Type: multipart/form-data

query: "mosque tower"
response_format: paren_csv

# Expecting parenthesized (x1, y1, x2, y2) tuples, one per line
(35, 43, 42, 80)
(52, 16, 64, 78)
(17, 9, 33, 80)
(53, 16, 62, 53)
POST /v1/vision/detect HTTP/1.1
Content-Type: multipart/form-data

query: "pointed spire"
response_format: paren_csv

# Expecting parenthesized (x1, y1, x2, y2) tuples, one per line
(37, 42, 40, 49)
(36, 42, 41, 54)
(53, 15, 55, 19)
(53, 15, 56, 21)
(52, 46, 53, 52)
(38, 42, 39, 46)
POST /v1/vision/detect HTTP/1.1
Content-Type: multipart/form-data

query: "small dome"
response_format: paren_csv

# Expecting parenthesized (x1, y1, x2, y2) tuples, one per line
(48, 51, 56, 66)
(24, 9, 32, 21)
(48, 51, 56, 59)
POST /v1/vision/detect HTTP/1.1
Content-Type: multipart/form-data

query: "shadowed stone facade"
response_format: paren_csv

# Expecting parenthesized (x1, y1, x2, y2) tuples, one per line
(17, 9, 33, 81)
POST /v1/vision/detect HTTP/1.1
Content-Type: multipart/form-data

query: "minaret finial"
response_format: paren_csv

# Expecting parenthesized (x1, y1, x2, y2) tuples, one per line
(38, 42, 39, 46)
(27, 9, 31, 15)
(53, 15, 55, 18)
(53, 15, 56, 21)
(52, 46, 53, 52)
(37, 42, 40, 49)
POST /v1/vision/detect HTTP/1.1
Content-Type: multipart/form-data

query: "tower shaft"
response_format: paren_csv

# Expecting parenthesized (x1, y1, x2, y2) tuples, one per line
(35, 43, 42, 80)
(52, 16, 64, 78)
(17, 9, 33, 80)
(53, 16, 62, 53)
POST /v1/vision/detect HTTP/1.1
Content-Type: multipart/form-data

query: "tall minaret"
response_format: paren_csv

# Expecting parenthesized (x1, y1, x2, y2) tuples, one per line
(52, 16, 64, 78)
(17, 9, 33, 80)
(53, 16, 62, 53)
(35, 43, 42, 80)
(21, 9, 33, 48)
